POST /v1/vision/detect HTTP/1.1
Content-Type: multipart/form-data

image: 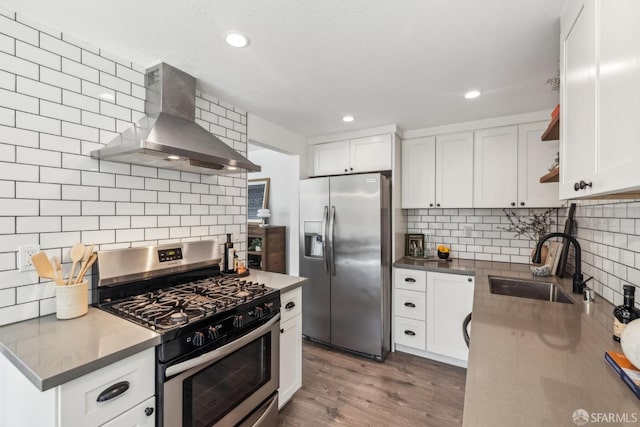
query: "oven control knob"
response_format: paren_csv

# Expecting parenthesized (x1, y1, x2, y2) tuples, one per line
(251, 307, 263, 319)
(263, 302, 273, 315)
(233, 314, 244, 328)
(207, 326, 220, 340)
(192, 331, 205, 347)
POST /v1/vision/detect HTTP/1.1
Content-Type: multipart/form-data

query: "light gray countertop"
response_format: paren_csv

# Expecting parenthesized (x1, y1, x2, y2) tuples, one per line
(0, 307, 160, 391)
(394, 257, 476, 275)
(248, 270, 308, 294)
(395, 258, 640, 426)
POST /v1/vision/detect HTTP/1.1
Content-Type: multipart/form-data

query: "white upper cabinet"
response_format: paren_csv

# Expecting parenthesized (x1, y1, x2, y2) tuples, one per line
(401, 136, 436, 208)
(401, 132, 472, 209)
(313, 140, 350, 176)
(561, 0, 640, 198)
(312, 134, 392, 176)
(436, 132, 473, 208)
(518, 121, 563, 208)
(473, 126, 519, 208)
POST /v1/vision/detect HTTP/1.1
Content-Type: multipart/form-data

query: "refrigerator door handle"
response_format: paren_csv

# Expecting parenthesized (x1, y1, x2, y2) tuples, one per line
(329, 205, 336, 276)
(321, 205, 329, 274)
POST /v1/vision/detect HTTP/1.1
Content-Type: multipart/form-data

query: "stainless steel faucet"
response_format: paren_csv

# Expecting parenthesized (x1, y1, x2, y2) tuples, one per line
(532, 232, 585, 294)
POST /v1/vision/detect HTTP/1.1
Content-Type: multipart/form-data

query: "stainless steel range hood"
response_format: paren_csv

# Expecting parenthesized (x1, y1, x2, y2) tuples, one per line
(91, 63, 260, 174)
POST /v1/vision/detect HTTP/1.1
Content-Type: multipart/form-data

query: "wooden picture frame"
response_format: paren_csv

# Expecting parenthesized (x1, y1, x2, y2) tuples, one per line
(405, 233, 425, 257)
(248, 178, 270, 223)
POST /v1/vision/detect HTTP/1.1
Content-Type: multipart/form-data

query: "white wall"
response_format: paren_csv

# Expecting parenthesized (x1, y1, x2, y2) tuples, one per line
(248, 147, 299, 274)
(0, 10, 249, 325)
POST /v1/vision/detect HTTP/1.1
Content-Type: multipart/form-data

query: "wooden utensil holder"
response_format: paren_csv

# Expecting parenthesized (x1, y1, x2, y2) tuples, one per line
(56, 280, 88, 320)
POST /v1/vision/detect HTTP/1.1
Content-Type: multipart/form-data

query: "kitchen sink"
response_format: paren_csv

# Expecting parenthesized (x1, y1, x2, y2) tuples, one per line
(488, 276, 574, 304)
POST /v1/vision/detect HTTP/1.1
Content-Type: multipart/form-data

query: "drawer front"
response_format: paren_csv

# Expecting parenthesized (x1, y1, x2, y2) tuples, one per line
(394, 317, 426, 350)
(60, 348, 155, 427)
(281, 287, 302, 323)
(394, 268, 427, 292)
(393, 289, 425, 321)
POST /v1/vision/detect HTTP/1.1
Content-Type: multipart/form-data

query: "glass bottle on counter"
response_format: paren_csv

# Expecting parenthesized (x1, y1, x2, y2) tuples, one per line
(224, 233, 234, 273)
(613, 285, 640, 342)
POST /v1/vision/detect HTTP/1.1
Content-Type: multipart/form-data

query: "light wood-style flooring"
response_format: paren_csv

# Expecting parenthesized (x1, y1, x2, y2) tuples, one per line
(278, 341, 466, 427)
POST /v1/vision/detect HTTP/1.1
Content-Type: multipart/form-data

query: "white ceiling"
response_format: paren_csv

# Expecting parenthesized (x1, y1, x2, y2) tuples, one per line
(2, 0, 563, 138)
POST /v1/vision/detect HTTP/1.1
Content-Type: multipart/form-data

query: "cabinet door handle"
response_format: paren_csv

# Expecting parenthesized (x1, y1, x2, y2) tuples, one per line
(404, 302, 416, 308)
(404, 277, 416, 283)
(145, 407, 154, 416)
(344, 169, 348, 173)
(468, 277, 473, 282)
(436, 203, 441, 207)
(429, 203, 433, 207)
(97, 381, 130, 402)
(285, 301, 295, 310)
(520, 202, 525, 206)
(280, 328, 284, 333)
(579, 180, 592, 190)
(404, 330, 416, 336)
(510, 202, 516, 206)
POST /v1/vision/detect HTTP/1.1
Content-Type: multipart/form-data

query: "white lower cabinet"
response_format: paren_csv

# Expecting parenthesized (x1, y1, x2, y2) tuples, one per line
(279, 287, 302, 409)
(0, 348, 156, 427)
(393, 268, 474, 367)
(426, 272, 475, 362)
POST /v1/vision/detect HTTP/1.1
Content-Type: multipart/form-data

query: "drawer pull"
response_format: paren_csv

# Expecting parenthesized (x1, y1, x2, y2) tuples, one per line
(468, 277, 472, 282)
(280, 328, 284, 334)
(97, 381, 130, 402)
(145, 407, 154, 417)
(404, 302, 416, 308)
(404, 330, 416, 336)
(404, 277, 416, 283)
(285, 301, 296, 310)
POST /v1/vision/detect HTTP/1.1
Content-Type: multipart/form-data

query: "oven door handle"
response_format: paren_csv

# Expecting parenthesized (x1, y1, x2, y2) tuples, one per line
(165, 314, 281, 378)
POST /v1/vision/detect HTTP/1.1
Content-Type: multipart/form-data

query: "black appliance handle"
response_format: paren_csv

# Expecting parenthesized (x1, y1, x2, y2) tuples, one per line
(463, 313, 472, 348)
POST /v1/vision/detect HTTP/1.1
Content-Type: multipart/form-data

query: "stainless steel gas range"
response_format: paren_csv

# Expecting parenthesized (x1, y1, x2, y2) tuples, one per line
(91, 240, 280, 427)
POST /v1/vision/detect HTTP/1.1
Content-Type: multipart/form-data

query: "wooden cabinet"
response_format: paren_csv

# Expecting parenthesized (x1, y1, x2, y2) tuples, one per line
(0, 348, 155, 427)
(473, 126, 519, 207)
(426, 272, 474, 362)
(560, 0, 640, 198)
(401, 132, 473, 208)
(312, 134, 392, 176)
(392, 268, 473, 366)
(518, 121, 563, 208)
(248, 224, 286, 273)
(279, 287, 302, 409)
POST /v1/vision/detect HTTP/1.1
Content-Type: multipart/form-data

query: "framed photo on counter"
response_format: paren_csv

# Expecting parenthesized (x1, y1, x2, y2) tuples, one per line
(405, 233, 425, 257)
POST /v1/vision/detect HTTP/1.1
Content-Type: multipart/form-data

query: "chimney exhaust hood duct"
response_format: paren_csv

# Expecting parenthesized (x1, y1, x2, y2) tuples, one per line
(91, 63, 260, 174)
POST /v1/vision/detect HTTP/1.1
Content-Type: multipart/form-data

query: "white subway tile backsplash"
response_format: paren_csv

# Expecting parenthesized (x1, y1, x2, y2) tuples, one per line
(0, 51, 38, 80)
(62, 89, 99, 113)
(81, 50, 115, 74)
(62, 216, 98, 231)
(16, 41, 61, 70)
(62, 121, 99, 142)
(40, 100, 80, 122)
(0, 87, 39, 113)
(0, 124, 39, 148)
(40, 67, 81, 92)
(40, 200, 80, 216)
(40, 33, 81, 61)
(0, 15, 38, 45)
(0, 6, 249, 322)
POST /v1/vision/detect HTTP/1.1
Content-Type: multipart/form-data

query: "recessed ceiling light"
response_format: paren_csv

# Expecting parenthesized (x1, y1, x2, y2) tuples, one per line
(100, 93, 115, 101)
(342, 115, 355, 122)
(225, 32, 250, 48)
(464, 90, 482, 99)
(167, 155, 180, 161)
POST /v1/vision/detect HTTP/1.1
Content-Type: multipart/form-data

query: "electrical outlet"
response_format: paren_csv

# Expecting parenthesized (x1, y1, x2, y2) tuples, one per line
(463, 225, 473, 237)
(18, 245, 40, 272)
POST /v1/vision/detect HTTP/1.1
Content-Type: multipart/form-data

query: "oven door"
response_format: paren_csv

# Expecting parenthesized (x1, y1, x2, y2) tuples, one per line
(162, 314, 280, 427)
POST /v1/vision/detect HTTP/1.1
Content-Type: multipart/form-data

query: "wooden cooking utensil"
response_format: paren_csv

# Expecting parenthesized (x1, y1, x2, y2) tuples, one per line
(68, 243, 85, 286)
(74, 253, 97, 285)
(73, 243, 95, 285)
(32, 252, 65, 285)
(52, 256, 63, 283)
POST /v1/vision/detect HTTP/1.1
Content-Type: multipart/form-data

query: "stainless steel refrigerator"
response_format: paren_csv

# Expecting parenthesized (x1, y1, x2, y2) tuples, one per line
(299, 172, 391, 361)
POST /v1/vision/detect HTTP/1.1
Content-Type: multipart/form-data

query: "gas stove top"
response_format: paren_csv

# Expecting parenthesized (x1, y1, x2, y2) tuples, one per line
(106, 276, 277, 331)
